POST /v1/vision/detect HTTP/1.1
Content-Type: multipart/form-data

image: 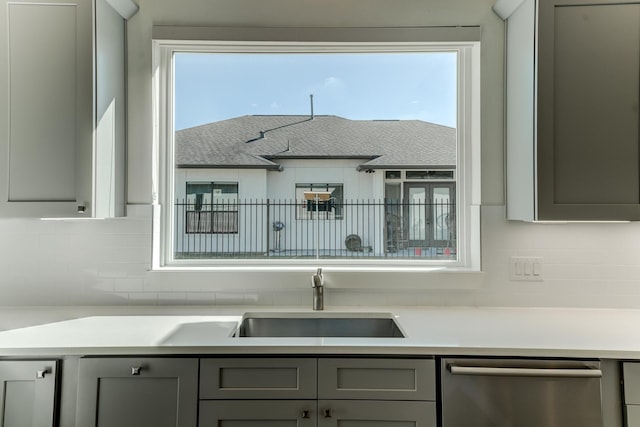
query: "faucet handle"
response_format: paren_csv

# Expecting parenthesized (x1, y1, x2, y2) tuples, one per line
(312, 268, 323, 288)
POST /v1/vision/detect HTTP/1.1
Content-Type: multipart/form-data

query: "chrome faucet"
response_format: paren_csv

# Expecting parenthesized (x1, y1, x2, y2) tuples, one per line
(311, 268, 324, 311)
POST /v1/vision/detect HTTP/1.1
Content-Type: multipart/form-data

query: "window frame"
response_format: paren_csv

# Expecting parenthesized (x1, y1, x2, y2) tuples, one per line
(152, 27, 481, 271)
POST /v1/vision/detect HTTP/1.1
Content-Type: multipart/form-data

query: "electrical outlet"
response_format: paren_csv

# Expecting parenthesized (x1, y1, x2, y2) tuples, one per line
(509, 256, 544, 281)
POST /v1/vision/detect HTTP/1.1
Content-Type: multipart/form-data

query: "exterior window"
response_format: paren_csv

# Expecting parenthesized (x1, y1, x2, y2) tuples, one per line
(385, 171, 402, 180)
(184, 182, 238, 234)
(154, 30, 481, 269)
(296, 184, 343, 220)
(405, 170, 455, 180)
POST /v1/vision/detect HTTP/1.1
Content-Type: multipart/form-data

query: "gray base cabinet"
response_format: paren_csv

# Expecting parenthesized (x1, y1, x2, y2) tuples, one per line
(0, 360, 58, 427)
(199, 357, 436, 427)
(76, 358, 198, 427)
(317, 358, 436, 427)
(624, 362, 640, 426)
(72, 356, 435, 427)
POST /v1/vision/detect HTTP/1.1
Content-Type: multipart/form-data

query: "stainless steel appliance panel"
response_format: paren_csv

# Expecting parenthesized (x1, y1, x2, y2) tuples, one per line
(441, 358, 603, 427)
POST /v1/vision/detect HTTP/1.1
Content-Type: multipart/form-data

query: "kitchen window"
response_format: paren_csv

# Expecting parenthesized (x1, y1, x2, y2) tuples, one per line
(152, 27, 481, 270)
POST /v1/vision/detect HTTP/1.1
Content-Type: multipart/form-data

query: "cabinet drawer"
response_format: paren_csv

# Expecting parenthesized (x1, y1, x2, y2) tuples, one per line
(318, 400, 436, 427)
(318, 358, 435, 401)
(200, 358, 317, 399)
(625, 363, 640, 404)
(199, 400, 317, 427)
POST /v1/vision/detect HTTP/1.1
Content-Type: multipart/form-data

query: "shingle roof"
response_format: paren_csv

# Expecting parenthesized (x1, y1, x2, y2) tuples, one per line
(175, 115, 456, 169)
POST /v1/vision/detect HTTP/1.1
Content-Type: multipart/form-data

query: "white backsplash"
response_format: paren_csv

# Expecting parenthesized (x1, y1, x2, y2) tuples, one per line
(2, 205, 640, 308)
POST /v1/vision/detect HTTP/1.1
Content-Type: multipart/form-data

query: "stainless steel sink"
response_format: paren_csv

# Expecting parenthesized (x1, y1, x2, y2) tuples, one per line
(234, 313, 405, 338)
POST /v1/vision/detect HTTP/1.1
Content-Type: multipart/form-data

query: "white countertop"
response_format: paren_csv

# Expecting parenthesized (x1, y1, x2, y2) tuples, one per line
(0, 306, 637, 358)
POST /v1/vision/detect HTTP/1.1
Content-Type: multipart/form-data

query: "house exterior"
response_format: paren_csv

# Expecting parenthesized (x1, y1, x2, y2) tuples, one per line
(174, 115, 456, 258)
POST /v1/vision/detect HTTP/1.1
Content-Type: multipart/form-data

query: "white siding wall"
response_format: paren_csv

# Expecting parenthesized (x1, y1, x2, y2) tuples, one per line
(266, 159, 381, 200)
(268, 159, 384, 254)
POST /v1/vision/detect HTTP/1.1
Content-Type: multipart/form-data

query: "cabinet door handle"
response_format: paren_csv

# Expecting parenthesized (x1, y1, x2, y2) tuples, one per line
(301, 410, 311, 419)
(36, 368, 50, 379)
(323, 409, 332, 418)
(131, 366, 143, 376)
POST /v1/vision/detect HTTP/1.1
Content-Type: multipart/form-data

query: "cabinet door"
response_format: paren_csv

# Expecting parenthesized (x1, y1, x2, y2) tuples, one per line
(199, 400, 317, 427)
(76, 358, 198, 427)
(0, 0, 92, 217)
(625, 362, 640, 426)
(537, 0, 640, 220)
(0, 360, 58, 427)
(317, 400, 436, 427)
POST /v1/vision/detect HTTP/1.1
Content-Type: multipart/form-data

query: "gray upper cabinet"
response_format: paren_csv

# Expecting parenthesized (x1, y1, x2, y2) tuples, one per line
(0, 360, 59, 427)
(498, 0, 640, 221)
(0, 0, 136, 218)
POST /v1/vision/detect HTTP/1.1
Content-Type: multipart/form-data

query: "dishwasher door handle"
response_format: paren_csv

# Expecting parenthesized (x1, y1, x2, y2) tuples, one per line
(449, 365, 602, 378)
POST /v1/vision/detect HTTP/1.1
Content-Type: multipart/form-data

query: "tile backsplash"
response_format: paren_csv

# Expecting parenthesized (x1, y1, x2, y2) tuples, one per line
(2, 205, 640, 308)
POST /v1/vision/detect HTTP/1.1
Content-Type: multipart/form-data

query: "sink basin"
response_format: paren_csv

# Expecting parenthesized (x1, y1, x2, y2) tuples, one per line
(234, 313, 405, 338)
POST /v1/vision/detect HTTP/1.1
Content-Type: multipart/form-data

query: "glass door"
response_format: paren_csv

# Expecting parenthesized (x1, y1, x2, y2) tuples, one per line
(404, 183, 455, 248)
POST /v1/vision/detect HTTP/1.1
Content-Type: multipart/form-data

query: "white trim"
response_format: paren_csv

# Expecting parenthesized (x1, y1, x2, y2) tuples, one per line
(152, 31, 481, 272)
(152, 26, 481, 43)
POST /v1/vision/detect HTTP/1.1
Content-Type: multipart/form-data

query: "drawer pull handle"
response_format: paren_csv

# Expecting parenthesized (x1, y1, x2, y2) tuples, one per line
(301, 410, 311, 419)
(324, 409, 332, 418)
(131, 366, 143, 376)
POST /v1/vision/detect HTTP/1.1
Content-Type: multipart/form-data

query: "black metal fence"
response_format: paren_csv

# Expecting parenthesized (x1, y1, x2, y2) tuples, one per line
(174, 199, 456, 260)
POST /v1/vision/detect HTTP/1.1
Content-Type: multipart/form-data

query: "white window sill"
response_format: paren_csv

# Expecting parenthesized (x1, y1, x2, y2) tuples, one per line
(146, 266, 485, 291)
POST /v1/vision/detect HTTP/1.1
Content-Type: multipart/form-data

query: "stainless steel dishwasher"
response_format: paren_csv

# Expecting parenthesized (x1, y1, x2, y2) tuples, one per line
(441, 358, 603, 427)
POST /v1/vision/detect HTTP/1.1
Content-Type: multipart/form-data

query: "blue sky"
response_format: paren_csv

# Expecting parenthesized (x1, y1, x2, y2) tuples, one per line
(174, 52, 457, 131)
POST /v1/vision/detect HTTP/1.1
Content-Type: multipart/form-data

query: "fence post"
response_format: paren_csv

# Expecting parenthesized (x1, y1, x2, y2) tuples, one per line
(266, 199, 271, 257)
